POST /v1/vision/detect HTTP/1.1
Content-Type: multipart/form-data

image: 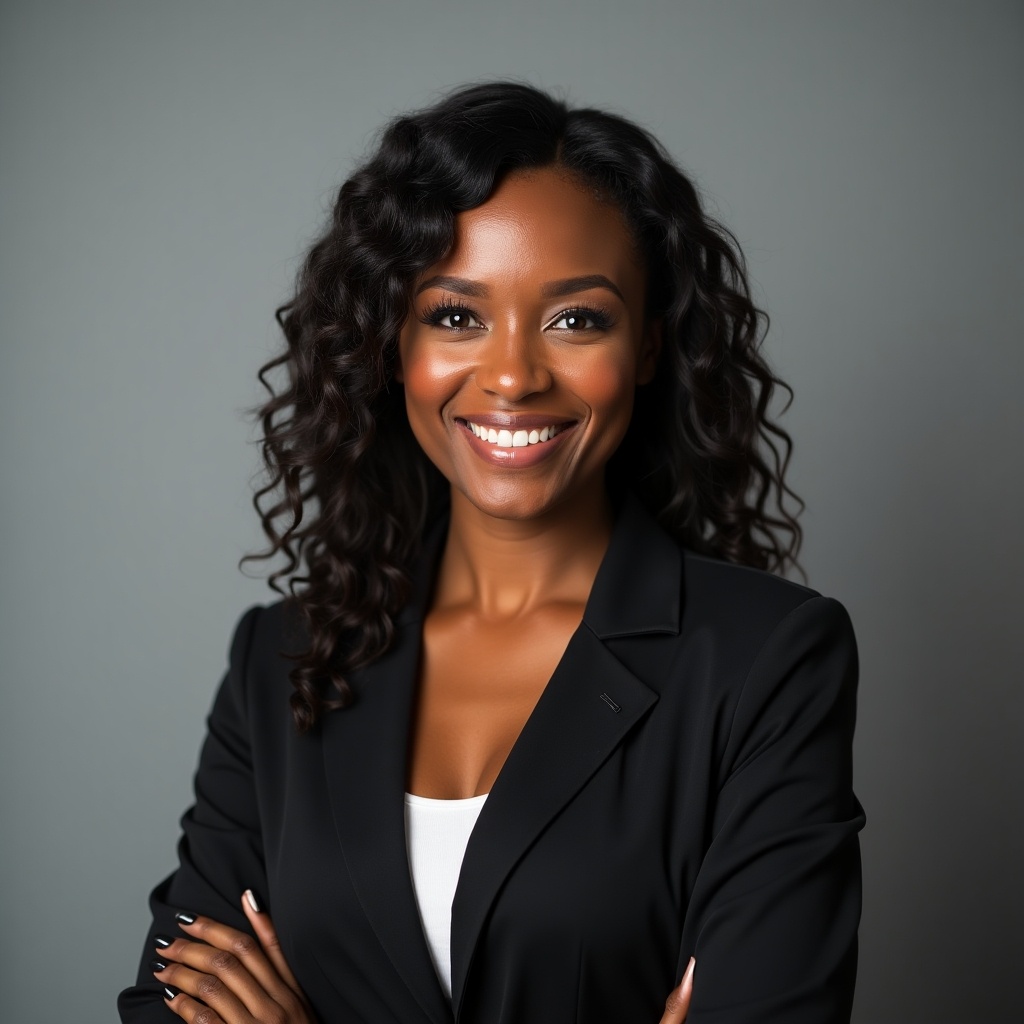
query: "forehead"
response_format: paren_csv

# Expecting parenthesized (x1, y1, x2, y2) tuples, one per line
(426, 167, 643, 291)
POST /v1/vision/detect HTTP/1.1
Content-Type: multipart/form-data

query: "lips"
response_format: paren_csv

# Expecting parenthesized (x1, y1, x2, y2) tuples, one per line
(455, 416, 577, 466)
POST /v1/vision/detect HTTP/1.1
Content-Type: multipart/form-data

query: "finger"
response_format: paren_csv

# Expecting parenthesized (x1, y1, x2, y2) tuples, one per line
(170, 913, 298, 1014)
(153, 942, 263, 1022)
(241, 889, 306, 1002)
(658, 956, 695, 1024)
(163, 984, 227, 1024)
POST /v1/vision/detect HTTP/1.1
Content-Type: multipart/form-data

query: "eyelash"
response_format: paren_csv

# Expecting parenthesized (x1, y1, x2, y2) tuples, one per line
(418, 296, 615, 333)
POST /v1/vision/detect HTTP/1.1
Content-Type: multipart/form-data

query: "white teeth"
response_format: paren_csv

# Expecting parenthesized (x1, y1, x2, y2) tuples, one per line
(465, 420, 568, 447)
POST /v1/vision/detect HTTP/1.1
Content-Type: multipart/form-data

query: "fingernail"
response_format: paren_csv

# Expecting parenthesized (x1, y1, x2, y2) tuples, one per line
(163, 985, 179, 1001)
(244, 888, 261, 913)
(680, 956, 696, 986)
(149, 958, 168, 972)
(174, 910, 197, 925)
(154, 934, 173, 949)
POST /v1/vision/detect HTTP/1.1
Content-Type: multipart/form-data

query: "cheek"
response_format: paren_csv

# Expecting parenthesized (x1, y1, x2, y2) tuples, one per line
(570, 353, 638, 428)
(398, 342, 469, 462)
(400, 345, 458, 414)
(403, 357, 440, 407)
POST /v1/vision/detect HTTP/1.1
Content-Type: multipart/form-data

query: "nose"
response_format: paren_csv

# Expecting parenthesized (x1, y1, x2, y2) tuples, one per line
(475, 324, 552, 401)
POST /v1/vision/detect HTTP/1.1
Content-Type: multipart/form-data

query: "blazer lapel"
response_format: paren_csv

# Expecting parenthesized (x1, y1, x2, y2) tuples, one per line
(320, 490, 683, 1024)
(321, 513, 453, 1024)
(448, 491, 683, 1018)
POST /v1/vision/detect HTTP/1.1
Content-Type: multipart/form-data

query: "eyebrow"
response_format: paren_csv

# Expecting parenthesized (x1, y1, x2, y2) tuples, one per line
(414, 273, 625, 303)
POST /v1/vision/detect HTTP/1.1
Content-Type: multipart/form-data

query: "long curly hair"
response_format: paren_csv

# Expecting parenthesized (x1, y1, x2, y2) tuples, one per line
(244, 79, 804, 732)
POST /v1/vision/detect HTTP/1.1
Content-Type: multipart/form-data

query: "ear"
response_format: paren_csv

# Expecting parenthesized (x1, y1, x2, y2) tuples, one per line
(636, 317, 663, 386)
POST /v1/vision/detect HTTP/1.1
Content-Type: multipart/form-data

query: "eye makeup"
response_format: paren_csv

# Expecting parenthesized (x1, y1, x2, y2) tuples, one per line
(418, 295, 617, 333)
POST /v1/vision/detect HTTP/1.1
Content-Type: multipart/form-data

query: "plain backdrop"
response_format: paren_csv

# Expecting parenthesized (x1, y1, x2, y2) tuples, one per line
(1, 2, 1021, 1022)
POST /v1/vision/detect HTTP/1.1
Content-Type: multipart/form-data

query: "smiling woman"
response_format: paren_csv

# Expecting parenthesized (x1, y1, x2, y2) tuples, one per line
(118, 81, 864, 1024)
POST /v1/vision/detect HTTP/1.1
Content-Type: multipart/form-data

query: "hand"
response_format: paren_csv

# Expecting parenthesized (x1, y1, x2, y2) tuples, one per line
(657, 956, 695, 1024)
(151, 889, 316, 1024)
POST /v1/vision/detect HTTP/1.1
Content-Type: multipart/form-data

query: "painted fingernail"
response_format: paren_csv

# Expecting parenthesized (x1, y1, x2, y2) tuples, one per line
(681, 956, 696, 986)
(163, 985, 179, 1001)
(174, 910, 197, 925)
(149, 958, 168, 972)
(154, 934, 173, 949)
(244, 888, 262, 913)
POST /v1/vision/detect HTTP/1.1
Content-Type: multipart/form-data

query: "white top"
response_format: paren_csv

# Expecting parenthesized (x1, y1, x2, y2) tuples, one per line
(403, 790, 489, 1000)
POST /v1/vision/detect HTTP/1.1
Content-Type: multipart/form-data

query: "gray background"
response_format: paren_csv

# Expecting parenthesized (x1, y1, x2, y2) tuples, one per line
(1, 2, 1021, 1022)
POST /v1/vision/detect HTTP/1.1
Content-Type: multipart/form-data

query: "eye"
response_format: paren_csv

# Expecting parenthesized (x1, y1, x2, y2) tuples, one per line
(419, 299, 483, 332)
(549, 307, 615, 332)
(436, 309, 481, 331)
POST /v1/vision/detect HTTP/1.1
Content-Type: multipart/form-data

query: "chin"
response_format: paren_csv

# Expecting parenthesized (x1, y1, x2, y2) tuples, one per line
(456, 479, 569, 522)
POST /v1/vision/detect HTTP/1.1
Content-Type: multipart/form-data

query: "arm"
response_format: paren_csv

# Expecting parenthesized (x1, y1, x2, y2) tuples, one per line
(680, 595, 866, 1023)
(118, 605, 266, 1023)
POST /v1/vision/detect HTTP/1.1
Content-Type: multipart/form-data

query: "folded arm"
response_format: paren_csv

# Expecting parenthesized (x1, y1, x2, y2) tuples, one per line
(118, 606, 267, 1023)
(680, 595, 866, 1023)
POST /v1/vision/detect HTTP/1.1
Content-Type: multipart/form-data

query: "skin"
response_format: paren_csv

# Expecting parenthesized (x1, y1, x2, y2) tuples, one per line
(155, 166, 695, 1023)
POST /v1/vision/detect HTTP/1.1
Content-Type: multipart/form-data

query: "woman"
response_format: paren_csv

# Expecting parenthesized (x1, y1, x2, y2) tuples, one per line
(118, 81, 864, 1023)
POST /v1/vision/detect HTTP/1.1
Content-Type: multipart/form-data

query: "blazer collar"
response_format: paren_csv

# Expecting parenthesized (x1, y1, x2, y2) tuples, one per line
(321, 490, 683, 1024)
(578, 488, 682, 638)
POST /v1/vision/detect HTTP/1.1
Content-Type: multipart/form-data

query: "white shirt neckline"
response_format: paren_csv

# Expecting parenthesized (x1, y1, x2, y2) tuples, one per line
(403, 790, 490, 1000)
(404, 790, 490, 807)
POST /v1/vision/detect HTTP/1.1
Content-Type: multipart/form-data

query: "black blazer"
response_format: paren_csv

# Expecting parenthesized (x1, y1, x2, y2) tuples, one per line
(119, 490, 865, 1024)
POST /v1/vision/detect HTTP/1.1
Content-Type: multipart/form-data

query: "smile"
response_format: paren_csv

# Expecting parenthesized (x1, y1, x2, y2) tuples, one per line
(462, 419, 573, 448)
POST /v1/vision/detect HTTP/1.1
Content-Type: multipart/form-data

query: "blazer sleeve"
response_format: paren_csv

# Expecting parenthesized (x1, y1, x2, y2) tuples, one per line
(117, 604, 266, 1023)
(680, 595, 866, 1024)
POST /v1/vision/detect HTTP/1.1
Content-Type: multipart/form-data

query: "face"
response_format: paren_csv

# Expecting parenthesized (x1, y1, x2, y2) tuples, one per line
(395, 165, 661, 522)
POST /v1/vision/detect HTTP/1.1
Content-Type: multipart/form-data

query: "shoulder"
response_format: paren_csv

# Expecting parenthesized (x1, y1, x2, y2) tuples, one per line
(222, 598, 307, 670)
(239, 598, 307, 660)
(654, 551, 860, 773)
(604, 492, 856, 690)
(682, 546, 820, 608)
(218, 598, 309, 716)
(678, 547, 852, 651)
(650, 548, 858, 720)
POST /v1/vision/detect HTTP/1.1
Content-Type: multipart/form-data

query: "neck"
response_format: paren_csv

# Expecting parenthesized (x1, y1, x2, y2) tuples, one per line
(433, 477, 616, 620)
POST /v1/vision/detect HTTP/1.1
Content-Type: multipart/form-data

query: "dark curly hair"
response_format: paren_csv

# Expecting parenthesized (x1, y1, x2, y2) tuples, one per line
(244, 79, 804, 732)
